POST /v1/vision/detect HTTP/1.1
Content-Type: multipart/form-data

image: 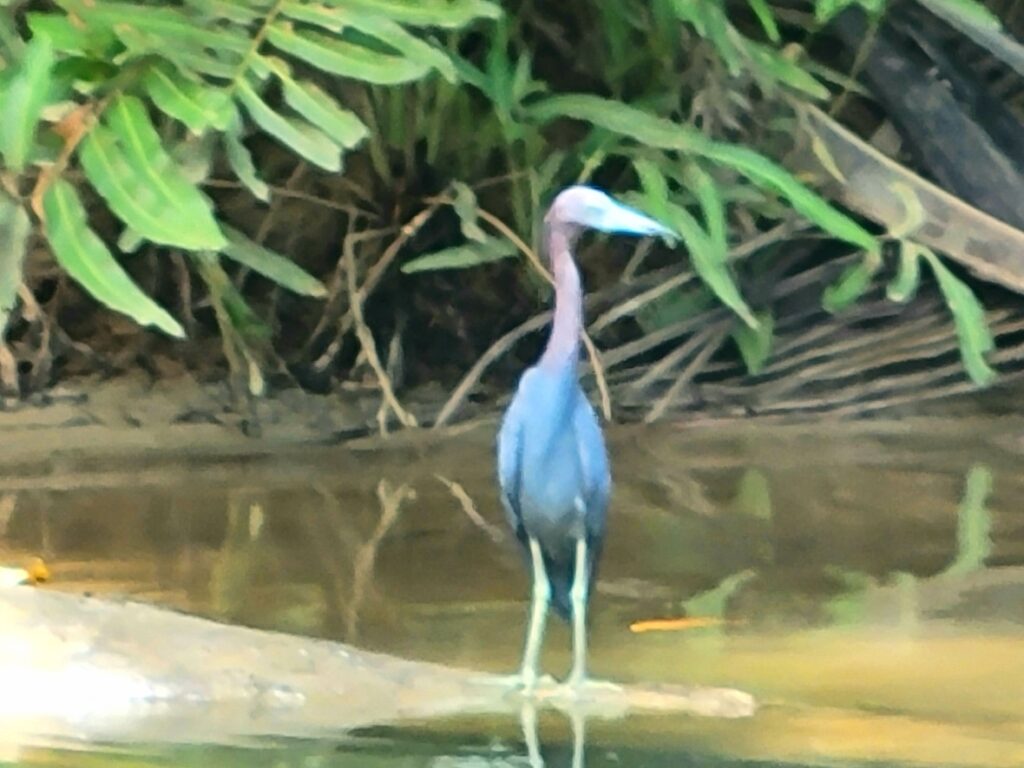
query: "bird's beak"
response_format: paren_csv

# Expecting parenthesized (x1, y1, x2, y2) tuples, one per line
(596, 200, 675, 239)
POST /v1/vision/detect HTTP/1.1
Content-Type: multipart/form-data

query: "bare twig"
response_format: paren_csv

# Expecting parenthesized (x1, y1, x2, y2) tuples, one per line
(646, 325, 729, 423)
(433, 312, 551, 428)
(436, 474, 506, 545)
(312, 203, 439, 375)
(346, 479, 414, 641)
(342, 231, 417, 430)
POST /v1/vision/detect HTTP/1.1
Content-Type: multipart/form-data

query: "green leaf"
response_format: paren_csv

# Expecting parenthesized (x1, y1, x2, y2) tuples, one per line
(823, 259, 877, 312)
(634, 158, 670, 223)
(747, 0, 781, 43)
(301, 4, 458, 82)
(746, 42, 829, 99)
(324, 0, 502, 28)
(266, 24, 430, 84)
(0, 194, 31, 334)
(184, 0, 268, 24)
(28, 13, 116, 56)
(236, 79, 341, 171)
(65, 1, 251, 53)
(221, 226, 326, 297)
(402, 236, 517, 273)
(685, 163, 728, 258)
(96, 94, 225, 249)
(922, 249, 996, 386)
(531, 94, 878, 255)
(451, 181, 487, 242)
(272, 63, 368, 148)
(0, 34, 54, 172)
(886, 241, 921, 303)
(733, 311, 774, 374)
(665, 201, 758, 328)
(223, 128, 270, 202)
(42, 179, 184, 338)
(142, 63, 234, 135)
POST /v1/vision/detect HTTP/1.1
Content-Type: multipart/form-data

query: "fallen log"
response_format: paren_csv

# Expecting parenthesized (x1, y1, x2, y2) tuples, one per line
(0, 588, 755, 746)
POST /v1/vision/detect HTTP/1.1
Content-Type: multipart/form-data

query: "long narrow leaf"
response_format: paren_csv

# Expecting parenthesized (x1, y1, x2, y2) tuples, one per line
(665, 201, 758, 328)
(143, 63, 234, 134)
(101, 94, 225, 249)
(272, 63, 368, 148)
(267, 24, 430, 84)
(42, 179, 184, 337)
(823, 259, 877, 312)
(221, 226, 326, 296)
(223, 127, 270, 202)
(0, 34, 54, 172)
(324, 0, 501, 28)
(314, 6, 457, 82)
(922, 249, 996, 386)
(402, 237, 517, 273)
(236, 79, 341, 171)
(530, 94, 878, 254)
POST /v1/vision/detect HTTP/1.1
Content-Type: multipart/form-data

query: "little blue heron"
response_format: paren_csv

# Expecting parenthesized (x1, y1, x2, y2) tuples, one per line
(496, 186, 673, 692)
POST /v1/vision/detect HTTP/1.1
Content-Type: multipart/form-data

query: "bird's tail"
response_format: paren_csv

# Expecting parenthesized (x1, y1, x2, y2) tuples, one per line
(548, 566, 574, 621)
(543, 539, 602, 621)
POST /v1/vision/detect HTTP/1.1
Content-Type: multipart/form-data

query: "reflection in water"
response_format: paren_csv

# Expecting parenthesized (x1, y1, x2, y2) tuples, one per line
(3, 421, 1024, 766)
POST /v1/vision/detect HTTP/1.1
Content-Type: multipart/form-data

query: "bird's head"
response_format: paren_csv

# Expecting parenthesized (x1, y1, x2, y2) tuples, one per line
(544, 185, 674, 241)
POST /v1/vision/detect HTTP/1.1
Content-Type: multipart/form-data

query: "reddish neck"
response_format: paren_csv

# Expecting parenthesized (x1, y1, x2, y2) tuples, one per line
(539, 225, 582, 372)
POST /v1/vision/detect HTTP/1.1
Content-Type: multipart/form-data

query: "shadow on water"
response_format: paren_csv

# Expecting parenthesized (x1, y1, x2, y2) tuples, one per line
(2, 418, 1024, 766)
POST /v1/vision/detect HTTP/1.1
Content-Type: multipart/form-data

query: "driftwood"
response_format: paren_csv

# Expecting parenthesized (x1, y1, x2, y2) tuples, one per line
(0, 588, 755, 747)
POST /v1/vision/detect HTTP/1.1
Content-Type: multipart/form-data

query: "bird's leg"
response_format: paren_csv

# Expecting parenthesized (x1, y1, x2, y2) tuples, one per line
(520, 537, 551, 692)
(567, 536, 589, 689)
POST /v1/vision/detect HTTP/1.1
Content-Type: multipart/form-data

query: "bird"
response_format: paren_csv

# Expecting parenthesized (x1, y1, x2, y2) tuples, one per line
(496, 185, 673, 692)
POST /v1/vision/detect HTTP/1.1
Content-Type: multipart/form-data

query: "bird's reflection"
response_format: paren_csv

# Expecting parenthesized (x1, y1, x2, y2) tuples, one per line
(519, 701, 587, 768)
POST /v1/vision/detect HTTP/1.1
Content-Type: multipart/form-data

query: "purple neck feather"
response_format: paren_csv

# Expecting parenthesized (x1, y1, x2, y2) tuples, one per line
(539, 224, 582, 372)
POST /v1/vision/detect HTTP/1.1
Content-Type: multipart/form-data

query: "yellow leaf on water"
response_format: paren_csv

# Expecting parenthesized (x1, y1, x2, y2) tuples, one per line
(629, 616, 735, 633)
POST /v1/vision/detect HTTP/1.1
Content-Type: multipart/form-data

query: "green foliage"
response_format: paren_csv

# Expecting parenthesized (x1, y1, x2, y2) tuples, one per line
(921, 248, 996, 386)
(0, 0, 1002, 398)
(0, 0, 497, 358)
(0, 34, 53, 172)
(42, 179, 185, 337)
(402, 237, 517, 273)
(733, 312, 774, 375)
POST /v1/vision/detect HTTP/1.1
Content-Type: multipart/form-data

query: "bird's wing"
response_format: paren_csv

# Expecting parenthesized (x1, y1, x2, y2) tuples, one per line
(496, 368, 537, 537)
(573, 393, 611, 536)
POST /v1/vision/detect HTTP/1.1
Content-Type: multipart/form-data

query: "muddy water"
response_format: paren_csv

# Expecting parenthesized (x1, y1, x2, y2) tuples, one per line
(2, 417, 1024, 766)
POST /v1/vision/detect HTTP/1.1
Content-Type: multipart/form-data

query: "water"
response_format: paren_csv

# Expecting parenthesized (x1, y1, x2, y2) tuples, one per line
(2, 417, 1024, 766)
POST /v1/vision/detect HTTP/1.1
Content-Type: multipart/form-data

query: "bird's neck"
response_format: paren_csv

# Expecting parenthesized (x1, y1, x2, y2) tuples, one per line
(539, 226, 582, 373)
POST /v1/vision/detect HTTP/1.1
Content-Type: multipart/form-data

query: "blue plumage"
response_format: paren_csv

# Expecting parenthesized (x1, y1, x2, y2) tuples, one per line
(497, 366, 610, 619)
(494, 185, 672, 691)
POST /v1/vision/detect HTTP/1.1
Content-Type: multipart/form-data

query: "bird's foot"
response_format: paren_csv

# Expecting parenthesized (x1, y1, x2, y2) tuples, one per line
(480, 671, 557, 697)
(559, 674, 622, 700)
